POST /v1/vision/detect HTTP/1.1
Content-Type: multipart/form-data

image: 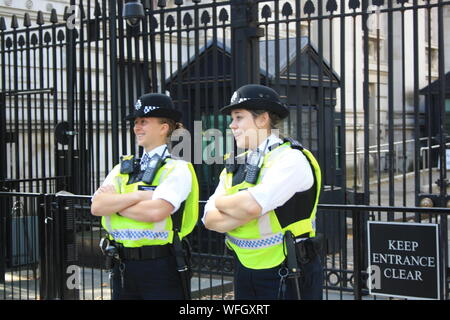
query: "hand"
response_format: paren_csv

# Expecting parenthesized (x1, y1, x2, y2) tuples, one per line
(97, 185, 117, 194)
(214, 194, 228, 211)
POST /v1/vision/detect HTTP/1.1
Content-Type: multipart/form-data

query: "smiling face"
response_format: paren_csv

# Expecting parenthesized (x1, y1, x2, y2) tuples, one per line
(229, 109, 270, 150)
(133, 117, 169, 152)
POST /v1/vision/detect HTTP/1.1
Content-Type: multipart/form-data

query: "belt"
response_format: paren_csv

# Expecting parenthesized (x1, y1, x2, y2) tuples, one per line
(117, 244, 173, 261)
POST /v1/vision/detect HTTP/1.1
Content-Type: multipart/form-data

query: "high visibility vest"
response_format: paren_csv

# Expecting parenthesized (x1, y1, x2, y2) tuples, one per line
(222, 140, 322, 269)
(101, 156, 199, 248)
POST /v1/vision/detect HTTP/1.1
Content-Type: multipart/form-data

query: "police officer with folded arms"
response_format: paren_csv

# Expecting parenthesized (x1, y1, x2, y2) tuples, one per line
(203, 84, 323, 300)
(91, 93, 199, 300)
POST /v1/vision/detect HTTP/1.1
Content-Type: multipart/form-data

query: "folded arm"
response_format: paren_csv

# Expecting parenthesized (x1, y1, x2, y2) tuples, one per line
(118, 198, 174, 223)
(203, 181, 258, 233)
(214, 190, 262, 220)
(203, 207, 253, 233)
(91, 185, 150, 217)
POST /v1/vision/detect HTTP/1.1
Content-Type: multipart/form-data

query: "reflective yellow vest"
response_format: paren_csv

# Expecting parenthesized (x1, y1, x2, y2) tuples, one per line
(222, 141, 322, 269)
(101, 156, 199, 248)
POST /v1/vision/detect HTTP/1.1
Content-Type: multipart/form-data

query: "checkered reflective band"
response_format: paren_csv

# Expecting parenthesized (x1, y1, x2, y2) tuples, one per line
(226, 232, 284, 249)
(110, 229, 169, 241)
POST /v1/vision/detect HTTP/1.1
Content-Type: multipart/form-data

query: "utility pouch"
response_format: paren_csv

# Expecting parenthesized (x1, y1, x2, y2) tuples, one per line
(310, 233, 324, 255)
(296, 233, 324, 266)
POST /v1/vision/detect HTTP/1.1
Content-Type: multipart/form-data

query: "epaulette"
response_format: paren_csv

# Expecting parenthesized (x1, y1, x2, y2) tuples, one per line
(283, 137, 304, 151)
(224, 153, 237, 174)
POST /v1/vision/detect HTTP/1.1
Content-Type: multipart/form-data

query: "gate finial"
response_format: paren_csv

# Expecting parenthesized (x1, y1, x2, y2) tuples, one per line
(0, 17, 7, 31)
(24, 13, 31, 27)
(50, 9, 58, 24)
(37, 11, 45, 26)
(11, 15, 18, 29)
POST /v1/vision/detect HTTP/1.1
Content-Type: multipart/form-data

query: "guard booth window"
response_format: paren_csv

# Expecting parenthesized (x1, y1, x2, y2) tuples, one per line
(200, 114, 231, 200)
(445, 99, 450, 134)
(282, 106, 318, 156)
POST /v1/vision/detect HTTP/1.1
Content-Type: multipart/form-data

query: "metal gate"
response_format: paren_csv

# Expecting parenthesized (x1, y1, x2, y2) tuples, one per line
(1, 0, 449, 299)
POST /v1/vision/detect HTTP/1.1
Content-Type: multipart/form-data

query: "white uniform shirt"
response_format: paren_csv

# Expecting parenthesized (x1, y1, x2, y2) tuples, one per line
(202, 135, 314, 222)
(94, 144, 192, 214)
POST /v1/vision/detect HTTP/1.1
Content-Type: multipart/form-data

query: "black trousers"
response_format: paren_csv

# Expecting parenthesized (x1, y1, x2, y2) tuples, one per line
(112, 255, 184, 300)
(234, 255, 323, 300)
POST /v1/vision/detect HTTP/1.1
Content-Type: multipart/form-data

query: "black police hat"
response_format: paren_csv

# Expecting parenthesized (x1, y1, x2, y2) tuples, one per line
(220, 84, 289, 119)
(125, 93, 182, 122)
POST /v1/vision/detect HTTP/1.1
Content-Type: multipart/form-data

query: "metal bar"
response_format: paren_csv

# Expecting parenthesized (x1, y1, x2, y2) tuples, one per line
(94, 7, 101, 189)
(376, 5, 381, 207)
(125, 17, 135, 153)
(295, 0, 303, 143)
(176, 1, 183, 115)
(212, 0, 220, 186)
(328, 5, 335, 190)
(362, 0, 370, 205)
(101, 0, 110, 176)
(45, 31, 52, 193)
(78, 1, 87, 195)
(413, 0, 420, 209)
(273, 0, 280, 92)
(86, 2, 95, 194)
(352, 207, 362, 300)
(117, 0, 128, 155)
(159, 3, 167, 94)
(108, 0, 119, 164)
(387, 0, 394, 215)
(317, 203, 450, 214)
(66, 0, 77, 195)
(340, 0, 347, 202)
(352, 5, 357, 193)
(51, 19, 59, 184)
(400, 3, 406, 208)
(437, 0, 448, 300)
(12, 21, 20, 189)
(146, 0, 158, 93)
(24, 23, 33, 193)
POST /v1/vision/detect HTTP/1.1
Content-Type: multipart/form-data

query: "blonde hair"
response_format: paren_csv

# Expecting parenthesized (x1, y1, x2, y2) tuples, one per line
(158, 118, 184, 143)
(249, 109, 285, 138)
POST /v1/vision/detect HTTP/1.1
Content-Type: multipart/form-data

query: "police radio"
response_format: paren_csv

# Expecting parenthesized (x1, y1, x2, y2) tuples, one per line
(120, 157, 136, 174)
(244, 150, 263, 184)
(142, 154, 163, 184)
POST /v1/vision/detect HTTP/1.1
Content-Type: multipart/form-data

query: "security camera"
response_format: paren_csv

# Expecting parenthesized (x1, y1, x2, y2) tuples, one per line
(123, 0, 145, 27)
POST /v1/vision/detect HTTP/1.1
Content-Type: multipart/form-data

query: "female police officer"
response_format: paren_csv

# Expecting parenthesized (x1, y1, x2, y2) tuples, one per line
(91, 93, 198, 300)
(203, 84, 323, 300)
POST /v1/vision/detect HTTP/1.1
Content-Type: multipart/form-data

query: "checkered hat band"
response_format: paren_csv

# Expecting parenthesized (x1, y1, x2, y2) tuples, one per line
(111, 229, 169, 241)
(143, 106, 160, 113)
(226, 232, 284, 249)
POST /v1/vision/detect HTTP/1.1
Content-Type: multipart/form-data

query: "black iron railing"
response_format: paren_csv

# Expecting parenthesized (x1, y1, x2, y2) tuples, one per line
(1, 192, 448, 300)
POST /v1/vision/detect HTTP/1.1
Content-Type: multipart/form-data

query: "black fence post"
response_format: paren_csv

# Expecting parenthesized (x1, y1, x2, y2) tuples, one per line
(0, 93, 6, 285)
(65, 1, 77, 194)
(38, 194, 49, 299)
(53, 195, 80, 300)
(108, 0, 120, 164)
(0, 193, 6, 286)
(230, 0, 263, 89)
(352, 209, 363, 300)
